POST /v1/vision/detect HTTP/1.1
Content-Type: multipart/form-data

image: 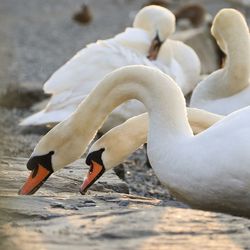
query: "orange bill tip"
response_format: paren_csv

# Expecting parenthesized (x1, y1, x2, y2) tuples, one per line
(18, 164, 52, 195)
(79, 161, 104, 195)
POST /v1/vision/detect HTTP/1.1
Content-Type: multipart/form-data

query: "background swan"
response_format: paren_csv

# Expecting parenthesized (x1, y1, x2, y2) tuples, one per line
(19, 65, 250, 218)
(20, 5, 200, 132)
(190, 8, 250, 115)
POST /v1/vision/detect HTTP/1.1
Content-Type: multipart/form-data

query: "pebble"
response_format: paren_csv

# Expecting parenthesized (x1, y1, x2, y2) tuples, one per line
(118, 200, 130, 207)
(77, 200, 96, 208)
(50, 202, 65, 209)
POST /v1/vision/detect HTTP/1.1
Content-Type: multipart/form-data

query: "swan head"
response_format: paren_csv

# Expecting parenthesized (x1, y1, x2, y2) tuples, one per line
(79, 148, 106, 194)
(211, 8, 247, 53)
(133, 5, 175, 59)
(79, 138, 126, 194)
(80, 143, 122, 194)
(79, 129, 136, 194)
(18, 150, 55, 195)
(18, 120, 87, 195)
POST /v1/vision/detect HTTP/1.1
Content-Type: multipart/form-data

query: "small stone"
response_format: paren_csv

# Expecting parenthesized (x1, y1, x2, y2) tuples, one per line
(50, 202, 65, 209)
(40, 214, 61, 220)
(118, 200, 130, 207)
(77, 199, 96, 208)
(66, 205, 79, 210)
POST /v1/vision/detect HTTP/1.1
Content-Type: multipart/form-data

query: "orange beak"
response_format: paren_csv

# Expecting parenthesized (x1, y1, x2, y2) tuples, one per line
(79, 160, 105, 195)
(18, 164, 52, 195)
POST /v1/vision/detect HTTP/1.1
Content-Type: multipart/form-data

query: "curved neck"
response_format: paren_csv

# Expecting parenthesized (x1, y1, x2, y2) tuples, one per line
(218, 21, 250, 95)
(71, 67, 192, 145)
(92, 108, 222, 170)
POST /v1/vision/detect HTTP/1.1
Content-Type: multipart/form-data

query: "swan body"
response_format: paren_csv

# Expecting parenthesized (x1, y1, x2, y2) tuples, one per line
(20, 6, 200, 130)
(190, 8, 250, 115)
(19, 65, 250, 218)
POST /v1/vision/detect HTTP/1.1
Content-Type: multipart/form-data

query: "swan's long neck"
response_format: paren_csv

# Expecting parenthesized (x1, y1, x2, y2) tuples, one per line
(72, 66, 192, 143)
(216, 15, 250, 95)
(225, 28, 250, 92)
(91, 108, 222, 171)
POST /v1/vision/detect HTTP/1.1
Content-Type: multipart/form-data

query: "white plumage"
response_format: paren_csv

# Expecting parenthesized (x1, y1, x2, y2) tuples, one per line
(21, 65, 250, 218)
(190, 8, 250, 114)
(20, 6, 200, 131)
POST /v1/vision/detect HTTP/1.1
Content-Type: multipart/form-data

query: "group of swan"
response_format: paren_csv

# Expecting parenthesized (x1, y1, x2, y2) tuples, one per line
(19, 8, 250, 218)
(20, 5, 200, 132)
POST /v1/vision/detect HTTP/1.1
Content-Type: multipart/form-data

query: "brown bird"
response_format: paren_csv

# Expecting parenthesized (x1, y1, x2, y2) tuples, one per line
(73, 3, 92, 25)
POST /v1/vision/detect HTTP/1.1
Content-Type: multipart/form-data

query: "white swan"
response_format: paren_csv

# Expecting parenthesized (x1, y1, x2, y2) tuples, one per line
(190, 8, 250, 115)
(19, 65, 250, 218)
(18, 106, 220, 196)
(84, 109, 223, 172)
(20, 6, 200, 131)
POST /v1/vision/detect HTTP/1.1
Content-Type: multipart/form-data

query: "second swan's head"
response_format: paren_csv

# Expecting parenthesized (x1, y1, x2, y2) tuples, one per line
(133, 5, 176, 59)
(80, 141, 125, 195)
(79, 114, 148, 194)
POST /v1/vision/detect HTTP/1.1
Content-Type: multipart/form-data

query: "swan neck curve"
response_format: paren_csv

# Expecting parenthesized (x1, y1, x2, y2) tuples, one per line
(213, 11, 250, 94)
(73, 66, 192, 139)
(225, 30, 250, 89)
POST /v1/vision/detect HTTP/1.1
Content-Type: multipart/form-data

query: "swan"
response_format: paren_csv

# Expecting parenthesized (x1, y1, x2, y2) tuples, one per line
(190, 8, 250, 115)
(20, 6, 200, 131)
(18, 106, 221, 196)
(19, 65, 250, 218)
(81, 109, 223, 184)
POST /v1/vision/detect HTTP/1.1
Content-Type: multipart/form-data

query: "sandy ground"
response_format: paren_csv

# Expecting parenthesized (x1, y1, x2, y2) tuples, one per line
(1, 0, 250, 249)
(1, 157, 250, 249)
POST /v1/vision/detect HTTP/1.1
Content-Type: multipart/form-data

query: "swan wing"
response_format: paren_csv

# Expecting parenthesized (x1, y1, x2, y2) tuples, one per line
(21, 42, 157, 126)
(44, 27, 151, 95)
